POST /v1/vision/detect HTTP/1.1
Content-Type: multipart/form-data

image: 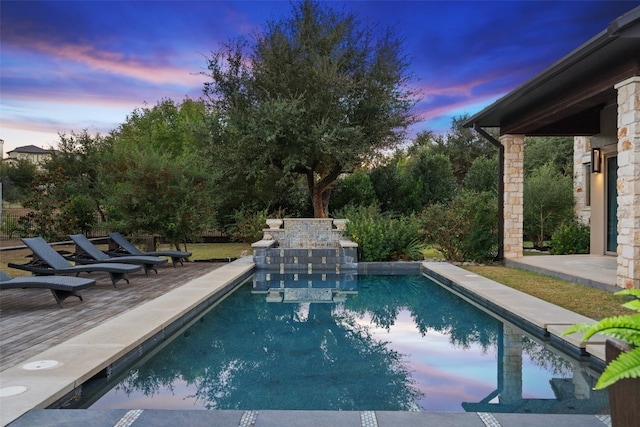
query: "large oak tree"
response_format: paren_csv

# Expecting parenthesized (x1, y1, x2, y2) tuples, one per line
(203, 0, 417, 217)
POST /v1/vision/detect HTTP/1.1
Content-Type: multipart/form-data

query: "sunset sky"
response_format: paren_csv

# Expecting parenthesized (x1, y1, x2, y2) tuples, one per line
(1, 0, 637, 155)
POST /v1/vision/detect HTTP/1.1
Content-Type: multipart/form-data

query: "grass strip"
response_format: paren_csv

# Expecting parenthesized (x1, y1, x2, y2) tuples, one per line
(464, 265, 632, 319)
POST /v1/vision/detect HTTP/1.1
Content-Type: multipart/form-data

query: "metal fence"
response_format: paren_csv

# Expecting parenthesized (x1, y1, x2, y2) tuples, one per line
(0, 211, 228, 242)
(0, 211, 107, 240)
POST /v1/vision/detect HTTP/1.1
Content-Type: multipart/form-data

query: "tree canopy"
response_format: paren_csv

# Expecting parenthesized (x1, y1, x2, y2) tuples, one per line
(203, 0, 417, 217)
(102, 98, 214, 250)
(115, 97, 208, 160)
(524, 136, 574, 177)
(0, 158, 38, 203)
(15, 130, 109, 240)
(421, 115, 496, 186)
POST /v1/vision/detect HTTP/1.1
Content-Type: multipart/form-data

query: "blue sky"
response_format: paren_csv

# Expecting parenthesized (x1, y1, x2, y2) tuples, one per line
(1, 0, 638, 155)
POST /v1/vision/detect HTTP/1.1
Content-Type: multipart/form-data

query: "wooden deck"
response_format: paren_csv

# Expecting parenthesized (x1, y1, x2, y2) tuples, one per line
(0, 261, 224, 372)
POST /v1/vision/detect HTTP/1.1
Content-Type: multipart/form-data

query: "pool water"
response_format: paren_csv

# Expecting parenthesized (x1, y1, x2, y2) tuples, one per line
(86, 275, 608, 413)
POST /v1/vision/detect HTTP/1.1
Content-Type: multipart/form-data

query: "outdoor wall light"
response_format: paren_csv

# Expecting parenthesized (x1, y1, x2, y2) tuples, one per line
(591, 147, 602, 173)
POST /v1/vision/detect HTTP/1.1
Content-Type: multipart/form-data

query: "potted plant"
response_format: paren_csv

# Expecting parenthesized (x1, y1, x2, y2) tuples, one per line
(563, 289, 640, 427)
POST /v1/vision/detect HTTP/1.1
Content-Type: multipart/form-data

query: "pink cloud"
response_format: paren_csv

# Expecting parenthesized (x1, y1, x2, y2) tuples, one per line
(5, 89, 144, 109)
(410, 62, 540, 128)
(418, 79, 483, 99)
(415, 94, 499, 123)
(415, 58, 539, 101)
(27, 39, 204, 87)
(1, 115, 116, 136)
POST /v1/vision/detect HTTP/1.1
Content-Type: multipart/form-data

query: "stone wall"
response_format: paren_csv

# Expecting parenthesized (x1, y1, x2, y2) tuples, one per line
(615, 77, 640, 289)
(262, 218, 347, 249)
(253, 218, 358, 273)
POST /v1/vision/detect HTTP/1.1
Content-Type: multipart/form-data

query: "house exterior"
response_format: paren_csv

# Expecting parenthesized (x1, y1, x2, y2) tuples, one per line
(4, 145, 54, 168)
(464, 6, 640, 289)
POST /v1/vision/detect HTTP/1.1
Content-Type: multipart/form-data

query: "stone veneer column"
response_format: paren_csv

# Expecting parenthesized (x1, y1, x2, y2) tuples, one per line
(615, 77, 640, 289)
(501, 134, 525, 259)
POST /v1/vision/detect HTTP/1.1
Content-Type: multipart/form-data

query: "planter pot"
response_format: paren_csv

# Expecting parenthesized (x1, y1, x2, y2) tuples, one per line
(606, 339, 640, 427)
(333, 219, 348, 231)
(266, 219, 283, 230)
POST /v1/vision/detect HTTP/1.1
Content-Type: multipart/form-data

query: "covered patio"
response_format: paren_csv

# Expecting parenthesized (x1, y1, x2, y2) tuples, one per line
(465, 6, 640, 289)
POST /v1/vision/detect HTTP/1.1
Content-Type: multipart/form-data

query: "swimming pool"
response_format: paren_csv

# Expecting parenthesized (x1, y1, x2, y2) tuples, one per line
(72, 274, 607, 413)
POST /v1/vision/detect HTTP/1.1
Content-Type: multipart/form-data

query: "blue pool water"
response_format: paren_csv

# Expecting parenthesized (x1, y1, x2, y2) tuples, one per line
(85, 274, 607, 413)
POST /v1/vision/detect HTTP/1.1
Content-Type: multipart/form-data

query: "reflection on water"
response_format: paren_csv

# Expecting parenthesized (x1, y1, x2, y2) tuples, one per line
(85, 275, 608, 413)
(252, 271, 358, 303)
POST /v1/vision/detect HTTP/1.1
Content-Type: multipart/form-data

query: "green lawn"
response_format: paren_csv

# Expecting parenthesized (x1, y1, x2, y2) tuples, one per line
(186, 242, 252, 259)
(464, 265, 632, 319)
(421, 246, 444, 259)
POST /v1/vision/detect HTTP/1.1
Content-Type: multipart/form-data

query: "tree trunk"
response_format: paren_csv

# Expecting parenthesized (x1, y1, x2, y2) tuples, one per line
(322, 187, 331, 216)
(538, 210, 544, 248)
(312, 188, 326, 218)
(310, 187, 333, 218)
(307, 163, 343, 218)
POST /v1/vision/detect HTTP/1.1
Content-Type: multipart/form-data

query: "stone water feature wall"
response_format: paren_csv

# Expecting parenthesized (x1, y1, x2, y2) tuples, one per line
(252, 218, 358, 273)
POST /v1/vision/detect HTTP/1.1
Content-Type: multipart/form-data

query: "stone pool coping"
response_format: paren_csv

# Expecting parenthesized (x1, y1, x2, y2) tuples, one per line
(0, 258, 606, 425)
(421, 262, 606, 365)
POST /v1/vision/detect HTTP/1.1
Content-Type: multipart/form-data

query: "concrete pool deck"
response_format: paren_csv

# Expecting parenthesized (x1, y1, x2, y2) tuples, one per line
(505, 254, 617, 290)
(1, 257, 614, 426)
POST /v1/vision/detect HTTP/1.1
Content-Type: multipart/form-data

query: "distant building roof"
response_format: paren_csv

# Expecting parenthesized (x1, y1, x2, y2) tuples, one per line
(7, 145, 53, 154)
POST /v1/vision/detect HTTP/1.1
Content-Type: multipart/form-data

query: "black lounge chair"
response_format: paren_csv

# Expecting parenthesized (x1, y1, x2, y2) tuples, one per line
(1, 270, 95, 307)
(108, 232, 191, 267)
(8, 237, 141, 287)
(68, 234, 168, 276)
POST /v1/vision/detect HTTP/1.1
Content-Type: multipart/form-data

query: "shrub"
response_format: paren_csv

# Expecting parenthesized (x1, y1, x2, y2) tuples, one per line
(0, 218, 19, 239)
(61, 194, 97, 235)
(337, 204, 424, 262)
(227, 208, 269, 243)
(465, 191, 499, 261)
(550, 221, 590, 255)
(419, 191, 498, 262)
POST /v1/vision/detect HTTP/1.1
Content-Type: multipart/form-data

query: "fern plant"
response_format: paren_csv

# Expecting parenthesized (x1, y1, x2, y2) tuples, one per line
(563, 289, 640, 389)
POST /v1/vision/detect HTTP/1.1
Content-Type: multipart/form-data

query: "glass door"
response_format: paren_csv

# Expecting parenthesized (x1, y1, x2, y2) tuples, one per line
(606, 156, 618, 253)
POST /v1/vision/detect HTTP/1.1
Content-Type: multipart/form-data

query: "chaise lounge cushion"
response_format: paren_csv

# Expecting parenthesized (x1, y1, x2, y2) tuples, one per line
(108, 232, 192, 267)
(8, 237, 142, 287)
(0, 270, 95, 307)
(68, 234, 168, 276)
